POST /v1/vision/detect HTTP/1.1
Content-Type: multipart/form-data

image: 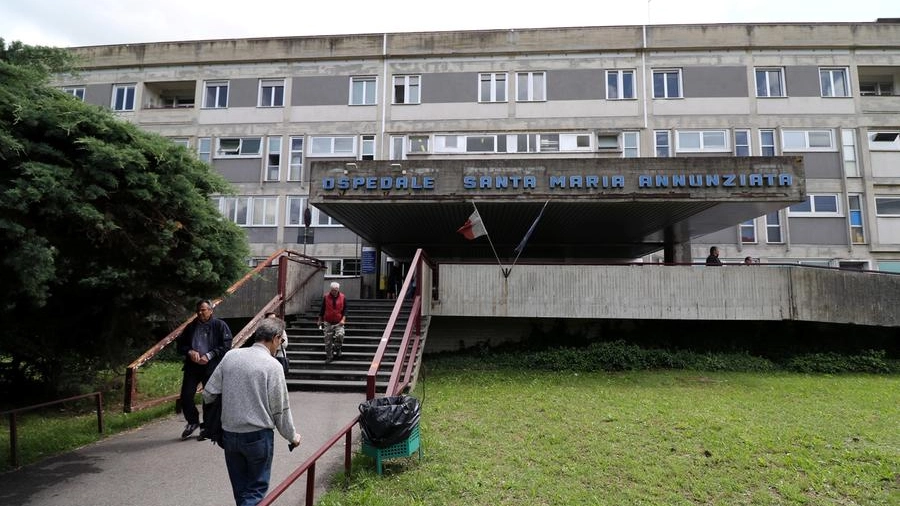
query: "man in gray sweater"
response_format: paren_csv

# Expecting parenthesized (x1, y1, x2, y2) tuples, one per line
(203, 317, 302, 506)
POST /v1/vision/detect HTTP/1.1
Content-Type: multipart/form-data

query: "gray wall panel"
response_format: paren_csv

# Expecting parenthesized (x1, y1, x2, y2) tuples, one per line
(246, 228, 277, 243)
(214, 158, 262, 183)
(785, 66, 820, 97)
(549, 69, 604, 101)
(86, 83, 112, 107)
(787, 217, 847, 245)
(230, 78, 258, 107)
(422, 72, 476, 103)
(314, 227, 359, 243)
(293, 76, 348, 106)
(683, 66, 747, 98)
(786, 152, 842, 179)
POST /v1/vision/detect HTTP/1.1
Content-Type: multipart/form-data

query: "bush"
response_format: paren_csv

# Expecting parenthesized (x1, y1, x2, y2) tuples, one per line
(784, 349, 896, 374)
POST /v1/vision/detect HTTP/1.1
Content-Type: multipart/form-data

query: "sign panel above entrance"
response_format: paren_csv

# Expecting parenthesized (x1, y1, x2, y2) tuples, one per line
(308, 157, 804, 261)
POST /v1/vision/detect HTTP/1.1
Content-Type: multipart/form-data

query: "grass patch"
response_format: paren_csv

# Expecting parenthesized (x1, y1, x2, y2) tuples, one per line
(320, 359, 900, 505)
(0, 360, 182, 472)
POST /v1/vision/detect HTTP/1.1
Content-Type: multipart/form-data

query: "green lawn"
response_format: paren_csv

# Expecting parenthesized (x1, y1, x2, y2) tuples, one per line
(322, 369, 899, 506)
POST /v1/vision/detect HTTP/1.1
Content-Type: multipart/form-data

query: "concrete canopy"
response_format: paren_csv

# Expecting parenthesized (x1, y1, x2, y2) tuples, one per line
(309, 156, 804, 262)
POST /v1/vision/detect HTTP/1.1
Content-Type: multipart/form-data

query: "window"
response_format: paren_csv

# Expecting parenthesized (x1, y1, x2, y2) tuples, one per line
(390, 136, 406, 160)
(622, 132, 639, 158)
(360, 135, 375, 160)
(479, 73, 507, 102)
(675, 130, 728, 153)
(607, 70, 635, 100)
(204, 81, 229, 108)
(63, 87, 85, 101)
(740, 219, 757, 243)
(652, 69, 681, 98)
(215, 196, 277, 226)
(755, 68, 785, 97)
(350, 76, 376, 105)
(734, 130, 750, 156)
(265, 137, 282, 181)
(782, 130, 834, 151)
(848, 195, 865, 243)
(760, 129, 776, 156)
(820, 68, 850, 97)
(654, 130, 671, 157)
(874, 196, 900, 216)
(288, 137, 303, 181)
(325, 259, 360, 276)
(597, 134, 618, 151)
(408, 135, 430, 154)
(309, 136, 355, 156)
(393, 75, 420, 104)
(198, 138, 211, 163)
(841, 129, 859, 177)
(259, 79, 284, 107)
(765, 212, 783, 243)
(286, 196, 308, 226)
(867, 131, 900, 151)
(860, 81, 893, 96)
(467, 136, 496, 152)
(516, 72, 546, 102)
(112, 84, 135, 111)
(216, 137, 262, 157)
(788, 194, 841, 217)
(313, 208, 342, 227)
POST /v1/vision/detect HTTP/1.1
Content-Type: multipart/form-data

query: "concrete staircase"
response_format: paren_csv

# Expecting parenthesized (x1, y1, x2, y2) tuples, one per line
(284, 298, 413, 392)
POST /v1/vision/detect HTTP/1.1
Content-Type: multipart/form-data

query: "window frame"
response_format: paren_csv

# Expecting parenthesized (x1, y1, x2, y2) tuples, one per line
(349, 76, 377, 106)
(203, 80, 229, 109)
(215, 137, 263, 158)
(478, 73, 508, 103)
(408, 135, 430, 154)
(754, 68, 785, 98)
(63, 86, 86, 101)
(515, 71, 546, 102)
(392, 75, 421, 105)
(874, 196, 900, 217)
(111, 83, 136, 111)
(265, 136, 282, 181)
(848, 194, 866, 244)
(312, 207, 342, 227)
(606, 70, 636, 100)
(288, 137, 304, 181)
(734, 129, 751, 156)
(787, 194, 842, 217)
(215, 195, 278, 227)
(654, 130, 671, 157)
(258, 78, 285, 107)
(309, 136, 356, 156)
(765, 211, 783, 244)
(652, 69, 682, 99)
(286, 196, 308, 226)
(622, 131, 640, 158)
(197, 137, 211, 163)
(360, 135, 375, 160)
(819, 67, 850, 98)
(740, 219, 757, 244)
(781, 129, 835, 152)
(675, 130, 729, 153)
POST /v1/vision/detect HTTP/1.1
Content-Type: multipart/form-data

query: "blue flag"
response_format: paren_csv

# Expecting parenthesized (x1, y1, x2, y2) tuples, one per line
(514, 202, 548, 254)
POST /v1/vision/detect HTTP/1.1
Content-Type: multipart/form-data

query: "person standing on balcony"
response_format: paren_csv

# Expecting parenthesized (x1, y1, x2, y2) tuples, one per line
(316, 282, 347, 363)
(202, 317, 302, 506)
(705, 246, 723, 266)
(176, 299, 233, 440)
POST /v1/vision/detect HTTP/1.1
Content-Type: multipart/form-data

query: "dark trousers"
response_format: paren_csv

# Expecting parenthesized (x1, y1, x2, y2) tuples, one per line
(223, 429, 274, 506)
(180, 361, 211, 425)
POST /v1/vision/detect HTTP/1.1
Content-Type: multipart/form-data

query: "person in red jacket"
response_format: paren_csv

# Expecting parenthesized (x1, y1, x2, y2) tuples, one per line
(316, 282, 347, 363)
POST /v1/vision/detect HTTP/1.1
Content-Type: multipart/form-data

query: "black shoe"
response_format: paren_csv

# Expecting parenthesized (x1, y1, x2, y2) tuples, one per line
(181, 423, 200, 440)
(325, 354, 333, 364)
(197, 430, 209, 441)
(335, 350, 342, 359)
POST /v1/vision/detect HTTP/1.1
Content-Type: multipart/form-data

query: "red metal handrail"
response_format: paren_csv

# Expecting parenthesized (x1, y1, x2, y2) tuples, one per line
(123, 249, 324, 412)
(2, 392, 104, 468)
(260, 248, 435, 505)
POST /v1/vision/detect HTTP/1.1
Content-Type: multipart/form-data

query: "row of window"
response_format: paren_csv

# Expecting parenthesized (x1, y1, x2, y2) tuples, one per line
(213, 196, 338, 227)
(65, 66, 868, 112)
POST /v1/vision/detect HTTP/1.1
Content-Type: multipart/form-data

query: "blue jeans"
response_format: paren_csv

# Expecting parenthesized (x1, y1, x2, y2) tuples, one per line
(222, 429, 274, 506)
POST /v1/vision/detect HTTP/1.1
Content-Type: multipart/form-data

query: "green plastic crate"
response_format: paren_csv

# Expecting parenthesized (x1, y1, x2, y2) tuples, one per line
(361, 424, 422, 475)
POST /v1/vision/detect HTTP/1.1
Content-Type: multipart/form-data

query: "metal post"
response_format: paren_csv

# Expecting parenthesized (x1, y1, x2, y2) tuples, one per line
(96, 392, 105, 433)
(305, 462, 316, 506)
(9, 412, 18, 468)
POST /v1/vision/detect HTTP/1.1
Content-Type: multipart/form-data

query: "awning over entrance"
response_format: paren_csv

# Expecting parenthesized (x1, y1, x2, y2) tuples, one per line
(309, 156, 804, 261)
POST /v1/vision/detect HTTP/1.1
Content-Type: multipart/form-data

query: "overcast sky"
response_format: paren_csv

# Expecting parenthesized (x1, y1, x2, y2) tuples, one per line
(1, 0, 898, 48)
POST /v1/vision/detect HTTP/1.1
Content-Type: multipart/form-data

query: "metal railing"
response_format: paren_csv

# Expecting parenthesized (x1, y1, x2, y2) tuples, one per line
(2, 392, 104, 468)
(122, 249, 325, 412)
(258, 248, 434, 506)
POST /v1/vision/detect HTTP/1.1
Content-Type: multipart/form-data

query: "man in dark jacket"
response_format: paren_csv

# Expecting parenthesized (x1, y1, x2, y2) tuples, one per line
(705, 246, 723, 266)
(176, 299, 233, 440)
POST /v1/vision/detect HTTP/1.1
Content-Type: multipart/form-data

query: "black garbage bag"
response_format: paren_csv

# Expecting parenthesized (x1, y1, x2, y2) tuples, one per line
(358, 395, 421, 448)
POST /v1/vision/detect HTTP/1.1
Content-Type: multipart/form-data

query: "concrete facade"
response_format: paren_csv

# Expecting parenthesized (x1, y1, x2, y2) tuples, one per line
(57, 21, 900, 273)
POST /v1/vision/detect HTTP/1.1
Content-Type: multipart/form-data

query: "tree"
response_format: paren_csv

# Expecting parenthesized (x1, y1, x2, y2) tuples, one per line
(0, 40, 250, 397)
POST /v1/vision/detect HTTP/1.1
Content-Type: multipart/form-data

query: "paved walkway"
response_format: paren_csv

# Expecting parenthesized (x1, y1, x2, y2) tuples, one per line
(0, 391, 364, 506)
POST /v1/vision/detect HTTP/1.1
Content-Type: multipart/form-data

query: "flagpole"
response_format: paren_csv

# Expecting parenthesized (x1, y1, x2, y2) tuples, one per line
(471, 202, 508, 277)
(508, 200, 550, 275)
